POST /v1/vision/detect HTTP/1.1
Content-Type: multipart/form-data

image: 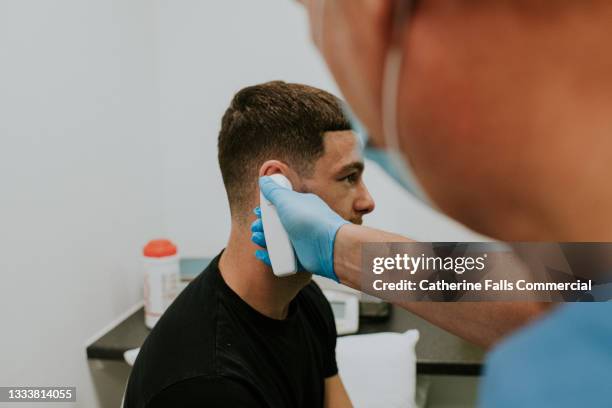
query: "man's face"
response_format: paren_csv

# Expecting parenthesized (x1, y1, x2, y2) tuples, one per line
(298, 130, 375, 225)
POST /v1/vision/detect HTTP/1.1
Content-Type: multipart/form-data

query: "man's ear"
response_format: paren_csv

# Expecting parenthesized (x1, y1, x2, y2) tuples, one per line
(258, 160, 300, 190)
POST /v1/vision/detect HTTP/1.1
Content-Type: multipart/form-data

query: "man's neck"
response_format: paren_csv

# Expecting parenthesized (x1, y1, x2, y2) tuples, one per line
(219, 221, 311, 320)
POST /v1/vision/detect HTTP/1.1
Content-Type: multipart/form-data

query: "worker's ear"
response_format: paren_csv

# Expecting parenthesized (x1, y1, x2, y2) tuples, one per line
(258, 160, 300, 190)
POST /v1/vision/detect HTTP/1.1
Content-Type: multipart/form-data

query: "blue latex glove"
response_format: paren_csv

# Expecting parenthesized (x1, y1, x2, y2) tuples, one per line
(250, 176, 349, 281)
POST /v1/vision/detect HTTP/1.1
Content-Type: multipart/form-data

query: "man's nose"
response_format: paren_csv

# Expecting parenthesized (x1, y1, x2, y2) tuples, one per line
(354, 183, 375, 216)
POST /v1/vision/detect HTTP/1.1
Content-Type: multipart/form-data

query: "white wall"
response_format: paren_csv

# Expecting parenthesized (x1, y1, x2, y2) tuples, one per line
(0, 1, 164, 407)
(157, 0, 482, 259)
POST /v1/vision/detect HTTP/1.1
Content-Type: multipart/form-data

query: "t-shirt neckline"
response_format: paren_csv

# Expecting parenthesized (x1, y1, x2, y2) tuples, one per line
(211, 251, 301, 330)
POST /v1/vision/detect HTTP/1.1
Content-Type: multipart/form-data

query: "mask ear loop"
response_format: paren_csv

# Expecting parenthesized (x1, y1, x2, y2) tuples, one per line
(313, 0, 326, 50)
(381, 0, 431, 202)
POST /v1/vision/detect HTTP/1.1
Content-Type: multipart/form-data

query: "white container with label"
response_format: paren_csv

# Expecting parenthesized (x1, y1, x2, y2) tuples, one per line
(143, 239, 179, 329)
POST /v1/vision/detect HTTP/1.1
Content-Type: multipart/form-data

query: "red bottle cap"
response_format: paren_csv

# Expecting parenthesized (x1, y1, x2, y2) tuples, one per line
(143, 239, 177, 258)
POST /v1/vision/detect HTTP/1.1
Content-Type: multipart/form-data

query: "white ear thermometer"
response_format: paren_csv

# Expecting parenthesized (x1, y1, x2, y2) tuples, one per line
(259, 174, 298, 277)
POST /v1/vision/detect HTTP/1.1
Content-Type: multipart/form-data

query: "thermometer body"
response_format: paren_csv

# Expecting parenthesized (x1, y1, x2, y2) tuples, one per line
(259, 174, 298, 277)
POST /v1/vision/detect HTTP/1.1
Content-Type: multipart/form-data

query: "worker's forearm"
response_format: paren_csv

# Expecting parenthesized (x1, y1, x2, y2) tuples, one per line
(395, 301, 549, 349)
(333, 224, 411, 289)
(333, 224, 550, 348)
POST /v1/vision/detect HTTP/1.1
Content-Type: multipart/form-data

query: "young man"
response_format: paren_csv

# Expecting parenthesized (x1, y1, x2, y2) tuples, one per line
(124, 81, 375, 408)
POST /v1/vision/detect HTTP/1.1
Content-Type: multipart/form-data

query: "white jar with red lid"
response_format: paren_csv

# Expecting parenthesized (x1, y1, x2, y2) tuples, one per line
(143, 239, 179, 329)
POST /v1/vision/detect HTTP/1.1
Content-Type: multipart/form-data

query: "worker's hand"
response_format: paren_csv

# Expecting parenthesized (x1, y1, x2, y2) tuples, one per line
(250, 176, 349, 281)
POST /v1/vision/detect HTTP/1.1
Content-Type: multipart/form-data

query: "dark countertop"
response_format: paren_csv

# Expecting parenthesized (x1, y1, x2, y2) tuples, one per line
(87, 259, 485, 376)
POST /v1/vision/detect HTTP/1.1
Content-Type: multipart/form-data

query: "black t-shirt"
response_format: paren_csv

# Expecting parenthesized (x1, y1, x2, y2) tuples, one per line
(124, 252, 338, 408)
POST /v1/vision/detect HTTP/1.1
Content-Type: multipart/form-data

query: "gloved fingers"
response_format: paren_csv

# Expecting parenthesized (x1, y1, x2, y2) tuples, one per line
(259, 176, 291, 205)
(250, 217, 263, 233)
(251, 206, 270, 266)
(251, 231, 267, 248)
(255, 249, 272, 267)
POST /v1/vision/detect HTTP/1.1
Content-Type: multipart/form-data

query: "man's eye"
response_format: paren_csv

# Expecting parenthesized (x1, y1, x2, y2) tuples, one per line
(341, 173, 359, 184)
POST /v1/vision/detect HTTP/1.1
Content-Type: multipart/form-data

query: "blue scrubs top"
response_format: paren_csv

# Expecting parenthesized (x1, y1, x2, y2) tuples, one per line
(479, 303, 612, 407)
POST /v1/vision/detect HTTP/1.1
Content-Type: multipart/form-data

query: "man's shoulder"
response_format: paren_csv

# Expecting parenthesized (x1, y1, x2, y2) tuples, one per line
(124, 255, 224, 408)
(143, 255, 222, 345)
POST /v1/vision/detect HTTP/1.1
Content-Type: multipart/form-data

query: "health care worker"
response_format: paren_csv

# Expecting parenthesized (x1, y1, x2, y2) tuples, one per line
(251, 1, 612, 406)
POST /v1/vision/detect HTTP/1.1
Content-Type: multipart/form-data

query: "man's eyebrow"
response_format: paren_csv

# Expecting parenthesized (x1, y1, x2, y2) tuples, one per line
(337, 161, 364, 174)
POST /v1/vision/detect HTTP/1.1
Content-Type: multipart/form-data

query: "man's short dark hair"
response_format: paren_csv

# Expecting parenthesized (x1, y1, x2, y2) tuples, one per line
(217, 81, 350, 219)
